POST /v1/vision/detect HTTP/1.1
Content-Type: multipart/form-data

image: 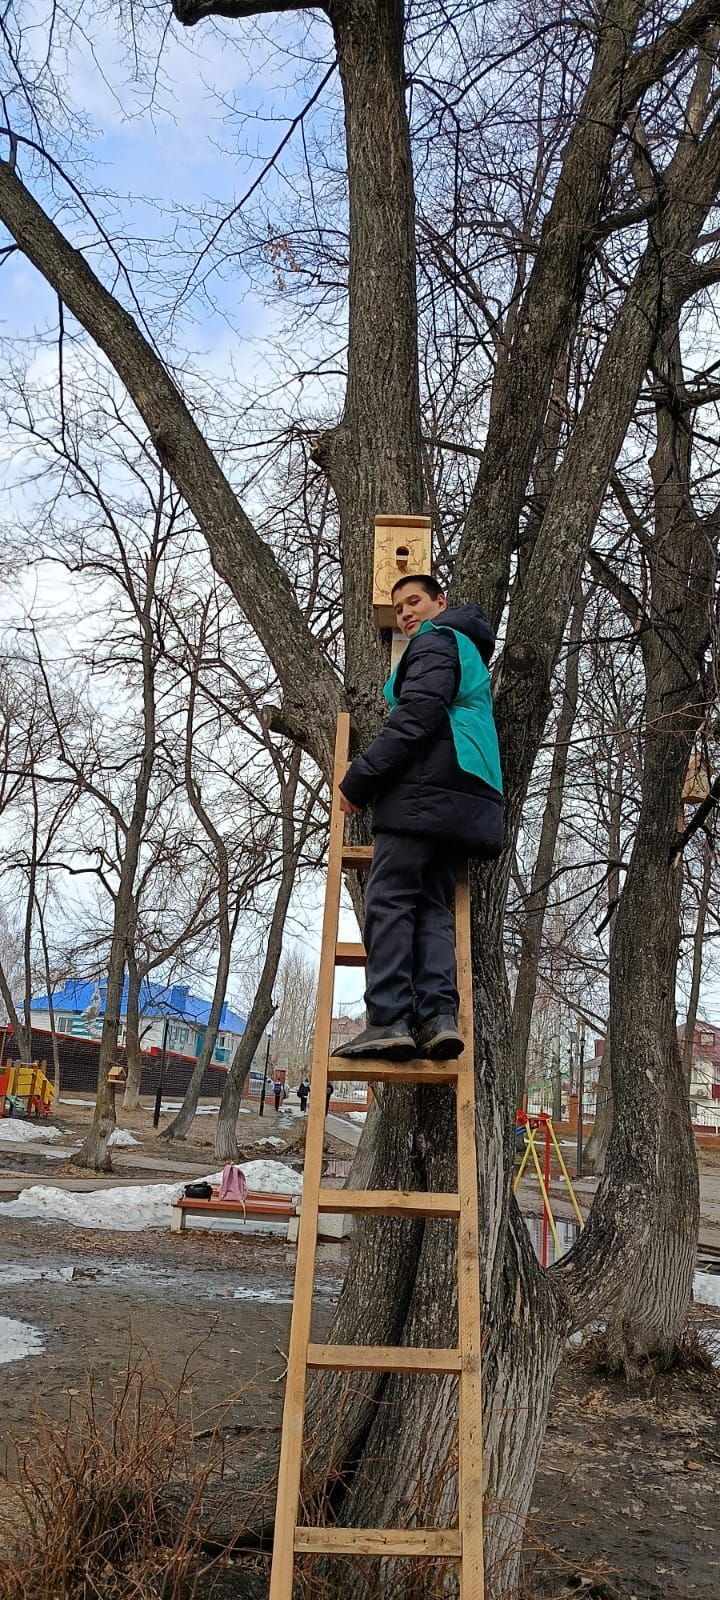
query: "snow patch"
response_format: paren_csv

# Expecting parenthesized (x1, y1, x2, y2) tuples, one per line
(108, 1128, 139, 1148)
(1, 1264, 74, 1287)
(258, 1137, 286, 1151)
(0, 1315, 45, 1364)
(694, 1269, 720, 1309)
(0, 1160, 302, 1231)
(347, 1111, 367, 1124)
(0, 1120, 63, 1143)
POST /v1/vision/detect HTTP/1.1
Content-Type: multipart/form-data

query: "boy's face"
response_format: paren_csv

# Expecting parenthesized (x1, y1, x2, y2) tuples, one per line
(392, 583, 447, 637)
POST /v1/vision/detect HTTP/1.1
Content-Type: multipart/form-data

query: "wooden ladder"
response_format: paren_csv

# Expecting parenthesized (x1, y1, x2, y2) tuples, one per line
(269, 711, 484, 1599)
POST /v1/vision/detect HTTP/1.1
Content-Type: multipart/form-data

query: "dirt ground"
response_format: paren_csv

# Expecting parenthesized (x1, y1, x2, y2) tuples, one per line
(2, 1099, 720, 1599)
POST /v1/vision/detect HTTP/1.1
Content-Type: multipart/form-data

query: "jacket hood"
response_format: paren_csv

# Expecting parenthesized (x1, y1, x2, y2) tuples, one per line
(431, 603, 495, 666)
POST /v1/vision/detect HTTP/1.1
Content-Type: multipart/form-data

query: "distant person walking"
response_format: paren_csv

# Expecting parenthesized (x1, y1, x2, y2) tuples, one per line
(273, 1077, 283, 1113)
(298, 1079, 309, 1114)
(325, 1083, 333, 1117)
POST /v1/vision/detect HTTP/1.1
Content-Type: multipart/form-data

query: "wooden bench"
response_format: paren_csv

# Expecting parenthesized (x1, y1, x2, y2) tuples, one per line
(171, 1187, 301, 1239)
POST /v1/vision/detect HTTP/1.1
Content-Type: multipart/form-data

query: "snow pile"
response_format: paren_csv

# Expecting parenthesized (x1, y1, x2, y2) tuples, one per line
(239, 1160, 302, 1195)
(258, 1137, 286, 1151)
(348, 1111, 367, 1124)
(0, 1119, 63, 1143)
(0, 1159, 302, 1231)
(0, 1181, 187, 1231)
(0, 1316, 45, 1364)
(108, 1128, 139, 1148)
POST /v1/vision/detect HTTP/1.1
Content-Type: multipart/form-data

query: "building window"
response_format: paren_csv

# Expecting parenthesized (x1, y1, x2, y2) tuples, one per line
(700, 1032, 715, 1046)
(170, 1025, 189, 1046)
(56, 1017, 72, 1033)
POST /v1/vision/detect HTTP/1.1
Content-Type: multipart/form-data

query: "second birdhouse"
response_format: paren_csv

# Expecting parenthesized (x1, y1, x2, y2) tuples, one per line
(372, 514, 432, 628)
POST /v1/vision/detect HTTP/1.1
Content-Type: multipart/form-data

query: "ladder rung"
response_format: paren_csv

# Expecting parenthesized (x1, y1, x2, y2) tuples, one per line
(317, 1189, 461, 1218)
(328, 1058, 459, 1083)
(341, 844, 374, 869)
(294, 1526, 462, 1557)
(307, 1343, 462, 1373)
(335, 941, 366, 966)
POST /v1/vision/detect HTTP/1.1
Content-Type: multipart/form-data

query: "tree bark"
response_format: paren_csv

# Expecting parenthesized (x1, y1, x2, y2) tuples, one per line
(122, 948, 143, 1112)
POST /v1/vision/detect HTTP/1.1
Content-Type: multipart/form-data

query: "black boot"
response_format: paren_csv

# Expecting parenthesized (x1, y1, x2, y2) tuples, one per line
(415, 1013, 464, 1060)
(331, 1021, 415, 1061)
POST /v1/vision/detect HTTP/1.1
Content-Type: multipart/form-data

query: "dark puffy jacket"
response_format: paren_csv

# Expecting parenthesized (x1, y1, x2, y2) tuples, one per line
(340, 604, 503, 857)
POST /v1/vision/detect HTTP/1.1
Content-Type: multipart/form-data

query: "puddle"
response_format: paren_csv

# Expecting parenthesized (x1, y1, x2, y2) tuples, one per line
(523, 1213, 581, 1264)
(0, 1258, 341, 1307)
(0, 1315, 44, 1364)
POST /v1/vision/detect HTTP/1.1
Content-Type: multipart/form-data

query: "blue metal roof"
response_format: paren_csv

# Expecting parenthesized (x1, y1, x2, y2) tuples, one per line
(30, 978, 246, 1035)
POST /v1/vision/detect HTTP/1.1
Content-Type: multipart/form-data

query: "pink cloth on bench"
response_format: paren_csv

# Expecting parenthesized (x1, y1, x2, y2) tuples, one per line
(219, 1164, 248, 1207)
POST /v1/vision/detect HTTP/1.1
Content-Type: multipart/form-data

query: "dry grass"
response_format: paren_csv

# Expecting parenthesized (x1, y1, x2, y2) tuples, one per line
(1, 1345, 258, 1600)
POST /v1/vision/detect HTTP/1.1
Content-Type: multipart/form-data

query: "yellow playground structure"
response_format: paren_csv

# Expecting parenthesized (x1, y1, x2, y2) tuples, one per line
(0, 1061, 55, 1120)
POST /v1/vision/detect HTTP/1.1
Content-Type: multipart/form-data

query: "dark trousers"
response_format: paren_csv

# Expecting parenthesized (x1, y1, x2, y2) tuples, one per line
(363, 830, 463, 1027)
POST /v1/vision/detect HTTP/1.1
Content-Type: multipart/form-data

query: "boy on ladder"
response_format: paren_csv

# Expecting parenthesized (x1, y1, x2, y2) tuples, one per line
(334, 574, 503, 1063)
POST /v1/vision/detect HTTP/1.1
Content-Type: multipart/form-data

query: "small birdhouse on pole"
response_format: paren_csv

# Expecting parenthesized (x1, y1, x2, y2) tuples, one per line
(372, 514, 432, 629)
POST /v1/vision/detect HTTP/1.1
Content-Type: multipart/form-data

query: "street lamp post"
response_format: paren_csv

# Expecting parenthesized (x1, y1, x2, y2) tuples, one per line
(152, 1017, 170, 1129)
(259, 1034, 271, 1117)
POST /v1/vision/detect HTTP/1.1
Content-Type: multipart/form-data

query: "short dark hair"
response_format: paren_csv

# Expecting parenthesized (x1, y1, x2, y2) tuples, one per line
(390, 573, 445, 603)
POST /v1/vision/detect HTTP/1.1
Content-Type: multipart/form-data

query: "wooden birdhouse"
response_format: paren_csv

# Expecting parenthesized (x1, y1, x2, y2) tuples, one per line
(107, 1062, 127, 1084)
(372, 514, 432, 629)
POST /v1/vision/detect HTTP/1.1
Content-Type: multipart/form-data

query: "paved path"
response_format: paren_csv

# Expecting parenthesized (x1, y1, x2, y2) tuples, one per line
(325, 1112, 362, 1147)
(0, 1142, 214, 1193)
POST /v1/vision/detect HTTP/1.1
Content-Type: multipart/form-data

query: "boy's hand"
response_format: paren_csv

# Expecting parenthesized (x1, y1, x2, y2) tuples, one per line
(339, 791, 360, 815)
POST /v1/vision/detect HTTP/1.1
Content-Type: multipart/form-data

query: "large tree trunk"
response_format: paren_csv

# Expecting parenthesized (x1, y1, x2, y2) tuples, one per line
(598, 744, 700, 1368)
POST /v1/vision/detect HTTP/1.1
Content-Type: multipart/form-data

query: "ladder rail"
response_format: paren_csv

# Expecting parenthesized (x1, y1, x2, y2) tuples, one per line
(454, 871, 485, 1599)
(268, 711, 351, 1600)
